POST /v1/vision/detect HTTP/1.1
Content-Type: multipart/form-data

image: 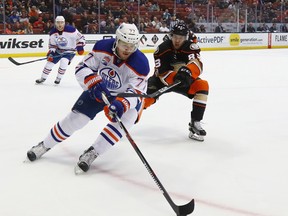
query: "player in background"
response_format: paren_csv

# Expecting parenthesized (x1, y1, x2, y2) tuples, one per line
(35, 16, 86, 85)
(144, 22, 209, 141)
(26, 23, 150, 173)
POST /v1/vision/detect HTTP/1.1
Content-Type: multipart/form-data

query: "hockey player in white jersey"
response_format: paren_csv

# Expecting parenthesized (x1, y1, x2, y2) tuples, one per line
(35, 16, 85, 85)
(27, 23, 150, 173)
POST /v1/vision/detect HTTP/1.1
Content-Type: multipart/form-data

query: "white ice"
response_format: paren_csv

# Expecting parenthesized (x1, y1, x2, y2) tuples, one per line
(0, 49, 288, 216)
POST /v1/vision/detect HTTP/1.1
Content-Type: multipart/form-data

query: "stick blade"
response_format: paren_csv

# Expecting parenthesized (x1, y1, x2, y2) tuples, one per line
(177, 199, 195, 216)
(8, 57, 21, 66)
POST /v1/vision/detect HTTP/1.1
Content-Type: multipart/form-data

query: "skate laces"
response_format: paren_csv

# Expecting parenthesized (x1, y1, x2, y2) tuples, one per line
(32, 142, 49, 157)
(193, 121, 203, 131)
(80, 148, 97, 164)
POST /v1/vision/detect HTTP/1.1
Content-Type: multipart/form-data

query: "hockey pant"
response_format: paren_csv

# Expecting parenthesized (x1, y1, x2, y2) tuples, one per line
(145, 75, 209, 121)
(41, 53, 75, 80)
(43, 90, 140, 156)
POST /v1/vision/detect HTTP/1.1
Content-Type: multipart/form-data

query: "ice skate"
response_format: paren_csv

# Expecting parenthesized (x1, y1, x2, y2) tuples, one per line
(27, 141, 50, 161)
(189, 120, 206, 142)
(35, 78, 46, 84)
(54, 77, 61, 84)
(75, 146, 98, 174)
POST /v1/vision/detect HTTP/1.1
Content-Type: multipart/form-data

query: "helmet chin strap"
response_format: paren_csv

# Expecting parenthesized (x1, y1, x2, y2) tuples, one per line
(112, 39, 122, 60)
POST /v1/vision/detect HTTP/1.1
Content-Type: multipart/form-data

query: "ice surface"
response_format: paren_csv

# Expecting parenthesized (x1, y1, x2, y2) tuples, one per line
(1, 49, 288, 216)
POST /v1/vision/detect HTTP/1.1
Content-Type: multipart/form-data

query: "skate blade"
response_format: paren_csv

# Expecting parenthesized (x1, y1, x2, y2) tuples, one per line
(74, 165, 84, 175)
(189, 132, 204, 142)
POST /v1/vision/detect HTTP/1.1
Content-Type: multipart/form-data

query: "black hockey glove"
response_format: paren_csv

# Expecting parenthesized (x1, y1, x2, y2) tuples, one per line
(174, 66, 193, 88)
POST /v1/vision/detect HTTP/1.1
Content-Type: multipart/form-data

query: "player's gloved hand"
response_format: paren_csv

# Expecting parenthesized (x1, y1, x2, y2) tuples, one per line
(174, 66, 193, 88)
(47, 50, 55, 62)
(104, 98, 129, 122)
(76, 46, 84, 55)
(84, 74, 110, 102)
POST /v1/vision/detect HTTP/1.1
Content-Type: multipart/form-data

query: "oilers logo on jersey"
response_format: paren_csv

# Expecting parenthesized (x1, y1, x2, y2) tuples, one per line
(100, 67, 122, 90)
(56, 37, 68, 48)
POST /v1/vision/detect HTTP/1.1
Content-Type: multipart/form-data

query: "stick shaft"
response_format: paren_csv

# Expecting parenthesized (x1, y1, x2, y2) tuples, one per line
(101, 93, 194, 215)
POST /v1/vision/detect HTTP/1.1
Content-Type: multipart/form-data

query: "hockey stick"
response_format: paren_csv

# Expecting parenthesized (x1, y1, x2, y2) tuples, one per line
(8, 56, 48, 66)
(8, 53, 74, 66)
(117, 80, 181, 98)
(102, 93, 195, 216)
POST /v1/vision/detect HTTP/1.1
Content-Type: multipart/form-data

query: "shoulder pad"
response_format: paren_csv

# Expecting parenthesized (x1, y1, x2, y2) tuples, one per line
(93, 38, 115, 54)
(64, 25, 76, 33)
(126, 50, 150, 76)
(49, 27, 58, 35)
(154, 40, 172, 56)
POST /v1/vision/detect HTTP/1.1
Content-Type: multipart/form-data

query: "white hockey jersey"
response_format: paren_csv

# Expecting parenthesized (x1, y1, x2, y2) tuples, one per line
(75, 38, 150, 109)
(48, 25, 85, 54)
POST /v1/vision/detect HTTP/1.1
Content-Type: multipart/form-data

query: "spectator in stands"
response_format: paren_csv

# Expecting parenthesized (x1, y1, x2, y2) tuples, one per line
(11, 21, 24, 34)
(162, 9, 171, 23)
(122, 16, 129, 24)
(38, 2, 49, 13)
(88, 0, 98, 14)
(144, 17, 153, 29)
(159, 22, 170, 33)
(106, 19, 116, 34)
(5, 23, 15, 34)
(169, 15, 178, 30)
(280, 23, 288, 32)
(198, 15, 206, 23)
(151, 16, 162, 30)
(90, 12, 98, 25)
(257, 23, 269, 32)
(23, 21, 33, 34)
(89, 24, 98, 34)
(9, 10, 20, 24)
(139, 18, 146, 33)
(76, 2, 85, 15)
(242, 23, 255, 33)
(55, 0, 63, 16)
(247, 23, 256, 33)
(148, 1, 160, 12)
(100, 2, 108, 15)
(33, 16, 45, 33)
(100, 20, 108, 33)
(68, 3, 77, 15)
(79, 11, 91, 33)
(214, 22, 225, 33)
(28, 5, 40, 24)
(130, 16, 138, 26)
(114, 18, 120, 29)
(189, 21, 200, 33)
(199, 24, 206, 33)
(269, 23, 277, 32)
(43, 19, 54, 34)
(19, 10, 29, 24)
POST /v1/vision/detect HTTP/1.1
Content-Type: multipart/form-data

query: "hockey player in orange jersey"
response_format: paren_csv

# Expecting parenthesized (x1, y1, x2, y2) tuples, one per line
(144, 22, 209, 141)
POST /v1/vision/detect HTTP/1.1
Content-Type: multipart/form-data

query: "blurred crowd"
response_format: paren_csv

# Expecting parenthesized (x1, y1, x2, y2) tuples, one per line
(1, 0, 288, 35)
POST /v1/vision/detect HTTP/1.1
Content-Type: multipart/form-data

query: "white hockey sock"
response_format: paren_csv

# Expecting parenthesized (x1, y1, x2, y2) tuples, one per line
(92, 123, 124, 155)
(44, 111, 90, 148)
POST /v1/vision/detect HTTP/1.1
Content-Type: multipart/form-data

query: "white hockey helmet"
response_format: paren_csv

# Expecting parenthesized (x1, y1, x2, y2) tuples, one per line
(55, 16, 65, 31)
(114, 23, 140, 53)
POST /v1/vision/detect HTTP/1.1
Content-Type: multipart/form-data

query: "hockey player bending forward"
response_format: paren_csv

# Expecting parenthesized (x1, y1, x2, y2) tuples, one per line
(27, 23, 150, 172)
(145, 23, 209, 141)
(36, 16, 86, 85)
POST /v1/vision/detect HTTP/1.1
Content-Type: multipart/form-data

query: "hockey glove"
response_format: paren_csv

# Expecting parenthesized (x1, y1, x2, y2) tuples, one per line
(84, 74, 110, 102)
(47, 50, 55, 62)
(76, 46, 84, 55)
(104, 98, 129, 122)
(174, 66, 193, 88)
